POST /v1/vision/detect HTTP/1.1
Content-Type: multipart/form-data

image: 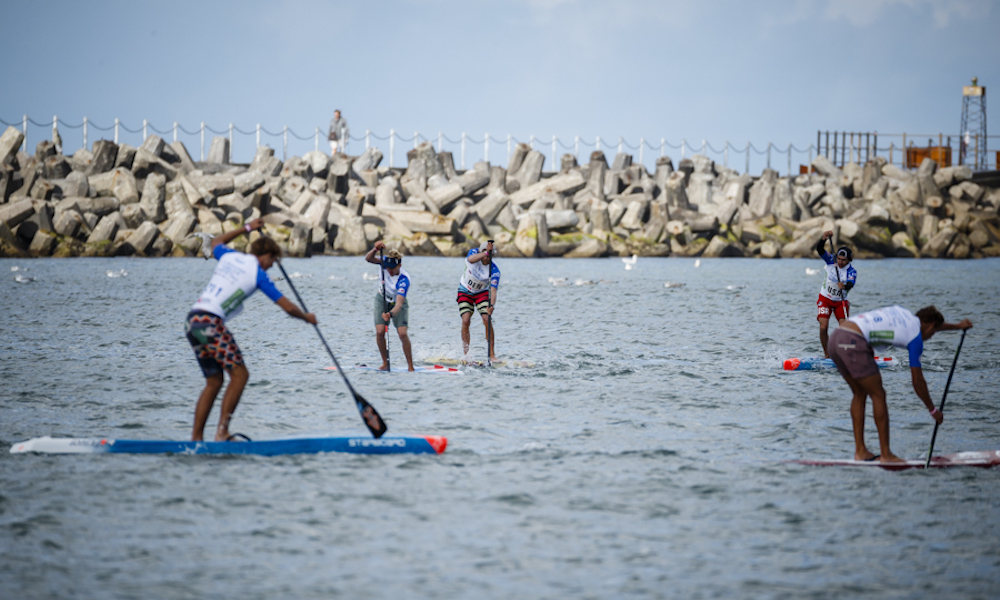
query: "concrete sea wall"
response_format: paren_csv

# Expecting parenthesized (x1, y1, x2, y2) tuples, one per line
(2, 125, 999, 259)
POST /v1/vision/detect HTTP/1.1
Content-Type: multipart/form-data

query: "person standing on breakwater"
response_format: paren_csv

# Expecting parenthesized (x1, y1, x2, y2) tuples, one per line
(458, 240, 500, 362)
(828, 305, 972, 463)
(186, 219, 316, 441)
(328, 109, 349, 155)
(815, 230, 857, 358)
(364, 242, 414, 371)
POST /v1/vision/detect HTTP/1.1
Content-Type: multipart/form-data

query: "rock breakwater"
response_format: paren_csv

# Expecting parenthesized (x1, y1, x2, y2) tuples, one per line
(2, 125, 999, 259)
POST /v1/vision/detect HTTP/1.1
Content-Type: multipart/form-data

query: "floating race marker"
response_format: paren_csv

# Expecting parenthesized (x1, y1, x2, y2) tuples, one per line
(10, 434, 448, 456)
(783, 356, 894, 371)
(790, 450, 1000, 471)
(324, 364, 463, 374)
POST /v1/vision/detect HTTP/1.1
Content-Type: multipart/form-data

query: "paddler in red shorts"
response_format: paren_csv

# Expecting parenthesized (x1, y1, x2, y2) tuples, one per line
(815, 230, 857, 358)
(457, 240, 501, 361)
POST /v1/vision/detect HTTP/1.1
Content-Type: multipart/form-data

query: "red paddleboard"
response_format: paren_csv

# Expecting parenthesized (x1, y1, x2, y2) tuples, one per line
(791, 450, 1000, 471)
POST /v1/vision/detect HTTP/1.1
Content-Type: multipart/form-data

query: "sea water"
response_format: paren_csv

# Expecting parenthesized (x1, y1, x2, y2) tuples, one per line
(2, 256, 998, 599)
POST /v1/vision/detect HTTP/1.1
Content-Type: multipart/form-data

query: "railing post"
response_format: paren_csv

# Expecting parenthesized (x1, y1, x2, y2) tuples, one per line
(414, 131, 418, 150)
(680, 139, 686, 160)
(745, 141, 750, 175)
(314, 127, 319, 152)
(529, 134, 534, 150)
(389, 129, 395, 168)
(229, 123, 234, 158)
(551, 134, 556, 170)
(83, 116, 88, 150)
(574, 135, 580, 161)
(115, 118, 120, 145)
(256, 123, 260, 149)
(21, 114, 27, 151)
(617, 136, 623, 156)
(282, 125, 287, 161)
(595, 136, 601, 154)
(143, 119, 148, 141)
(724, 141, 729, 168)
(173, 121, 178, 143)
(660, 138, 665, 158)
(484, 133, 489, 163)
(701, 138, 706, 155)
(461, 132, 466, 170)
(52, 114, 57, 142)
(507, 134, 511, 166)
(365, 129, 370, 150)
(639, 137, 644, 167)
(200, 121, 205, 160)
(437, 131, 442, 153)
(902, 133, 906, 168)
(873, 131, 878, 158)
(767, 142, 772, 170)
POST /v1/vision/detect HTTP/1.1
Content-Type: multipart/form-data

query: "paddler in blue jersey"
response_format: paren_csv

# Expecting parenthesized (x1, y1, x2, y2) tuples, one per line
(828, 305, 972, 463)
(365, 242, 414, 371)
(457, 240, 500, 362)
(186, 218, 317, 442)
(815, 230, 857, 358)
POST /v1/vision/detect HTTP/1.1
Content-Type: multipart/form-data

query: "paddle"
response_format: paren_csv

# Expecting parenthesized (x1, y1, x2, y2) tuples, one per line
(925, 329, 967, 467)
(486, 240, 494, 367)
(276, 260, 387, 438)
(379, 247, 390, 372)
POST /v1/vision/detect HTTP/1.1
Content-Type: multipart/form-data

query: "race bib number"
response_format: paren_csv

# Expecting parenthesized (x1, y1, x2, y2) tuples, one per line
(825, 283, 843, 299)
(466, 278, 488, 291)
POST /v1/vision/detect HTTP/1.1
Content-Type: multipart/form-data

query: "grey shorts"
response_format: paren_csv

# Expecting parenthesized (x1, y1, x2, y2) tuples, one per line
(829, 328, 880, 380)
(373, 293, 408, 328)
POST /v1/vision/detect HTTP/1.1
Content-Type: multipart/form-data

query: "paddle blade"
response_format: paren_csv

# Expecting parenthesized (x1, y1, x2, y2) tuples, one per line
(356, 395, 388, 438)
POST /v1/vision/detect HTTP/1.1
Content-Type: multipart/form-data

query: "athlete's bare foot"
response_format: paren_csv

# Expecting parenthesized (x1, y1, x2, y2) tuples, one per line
(214, 431, 229, 442)
(879, 453, 906, 463)
(377, 363, 389, 371)
(854, 449, 878, 461)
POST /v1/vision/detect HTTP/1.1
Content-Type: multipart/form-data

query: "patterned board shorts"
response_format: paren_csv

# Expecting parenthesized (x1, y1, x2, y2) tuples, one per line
(457, 289, 490, 316)
(817, 294, 850, 321)
(185, 311, 244, 377)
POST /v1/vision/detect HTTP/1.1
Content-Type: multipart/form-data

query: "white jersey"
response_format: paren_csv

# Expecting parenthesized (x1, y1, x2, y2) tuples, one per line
(849, 305, 921, 348)
(458, 249, 501, 293)
(818, 252, 857, 301)
(378, 267, 411, 303)
(191, 247, 282, 321)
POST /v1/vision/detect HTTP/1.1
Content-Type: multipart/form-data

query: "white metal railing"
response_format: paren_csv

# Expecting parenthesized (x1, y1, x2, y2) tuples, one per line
(6, 115, 996, 176)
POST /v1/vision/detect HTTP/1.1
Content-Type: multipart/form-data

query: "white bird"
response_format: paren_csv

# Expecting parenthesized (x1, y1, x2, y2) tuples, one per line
(14, 274, 36, 283)
(622, 254, 638, 270)
(664, 281, 685, 289)
(106, 269, 128, 278)
(328, 275, 344, 280)
(573, 278, 597, 286)
(287, 271, 311, 279)
(694, 259, 701, 268)
(193, 232, 215, 259)
(805, 267, 820, 275)
(10, 266, 22, 272)
(725, 284, 746, 291)
(363, 272, 380, 281)
(547, 277, 570, 287)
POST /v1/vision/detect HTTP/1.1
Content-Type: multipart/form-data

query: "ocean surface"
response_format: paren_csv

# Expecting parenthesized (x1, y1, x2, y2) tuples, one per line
(2, 255, 998, 600)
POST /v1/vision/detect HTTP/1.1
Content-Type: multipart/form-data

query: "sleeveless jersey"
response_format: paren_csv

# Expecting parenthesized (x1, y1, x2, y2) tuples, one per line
(818, 251, 857, 301)
(458, 249, 500, 294)
(848, 305, 924, 367)
(378, 268, 411, 303)
(190, 245, 283, 321)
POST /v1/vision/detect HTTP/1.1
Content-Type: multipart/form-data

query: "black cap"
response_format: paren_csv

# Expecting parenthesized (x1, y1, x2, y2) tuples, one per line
(381, 256, 400, 269)
(836, 246, 853, 261)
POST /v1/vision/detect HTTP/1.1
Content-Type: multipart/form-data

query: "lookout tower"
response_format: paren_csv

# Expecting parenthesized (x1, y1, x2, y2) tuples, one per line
(959, 77, 987, 170)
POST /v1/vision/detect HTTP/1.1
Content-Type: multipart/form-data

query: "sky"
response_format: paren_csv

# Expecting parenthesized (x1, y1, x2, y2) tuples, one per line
(1, 0, 997, 172)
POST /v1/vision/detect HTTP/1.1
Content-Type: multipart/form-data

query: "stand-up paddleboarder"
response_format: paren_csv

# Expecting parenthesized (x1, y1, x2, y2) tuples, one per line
(186, 218, 316, 441)
(457, 240, 500, 362)
(815, 230, 857, 358)
(365, 242, 414, 371)
(828, 305, 972, 463)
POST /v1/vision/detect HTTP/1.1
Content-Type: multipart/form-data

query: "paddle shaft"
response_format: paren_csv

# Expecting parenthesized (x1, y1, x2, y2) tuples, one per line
(486, 240, 494, 367)
(380, 248, 390, 370)
(276, 261, 387, 438)
(925, 329, 967, 467)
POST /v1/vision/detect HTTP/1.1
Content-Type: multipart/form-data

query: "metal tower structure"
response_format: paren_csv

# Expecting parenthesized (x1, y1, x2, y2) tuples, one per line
(959, 77, 987, 170)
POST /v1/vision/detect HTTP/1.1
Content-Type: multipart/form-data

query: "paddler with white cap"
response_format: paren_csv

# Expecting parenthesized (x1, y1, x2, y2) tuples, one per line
(457, 240, 501, 362)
